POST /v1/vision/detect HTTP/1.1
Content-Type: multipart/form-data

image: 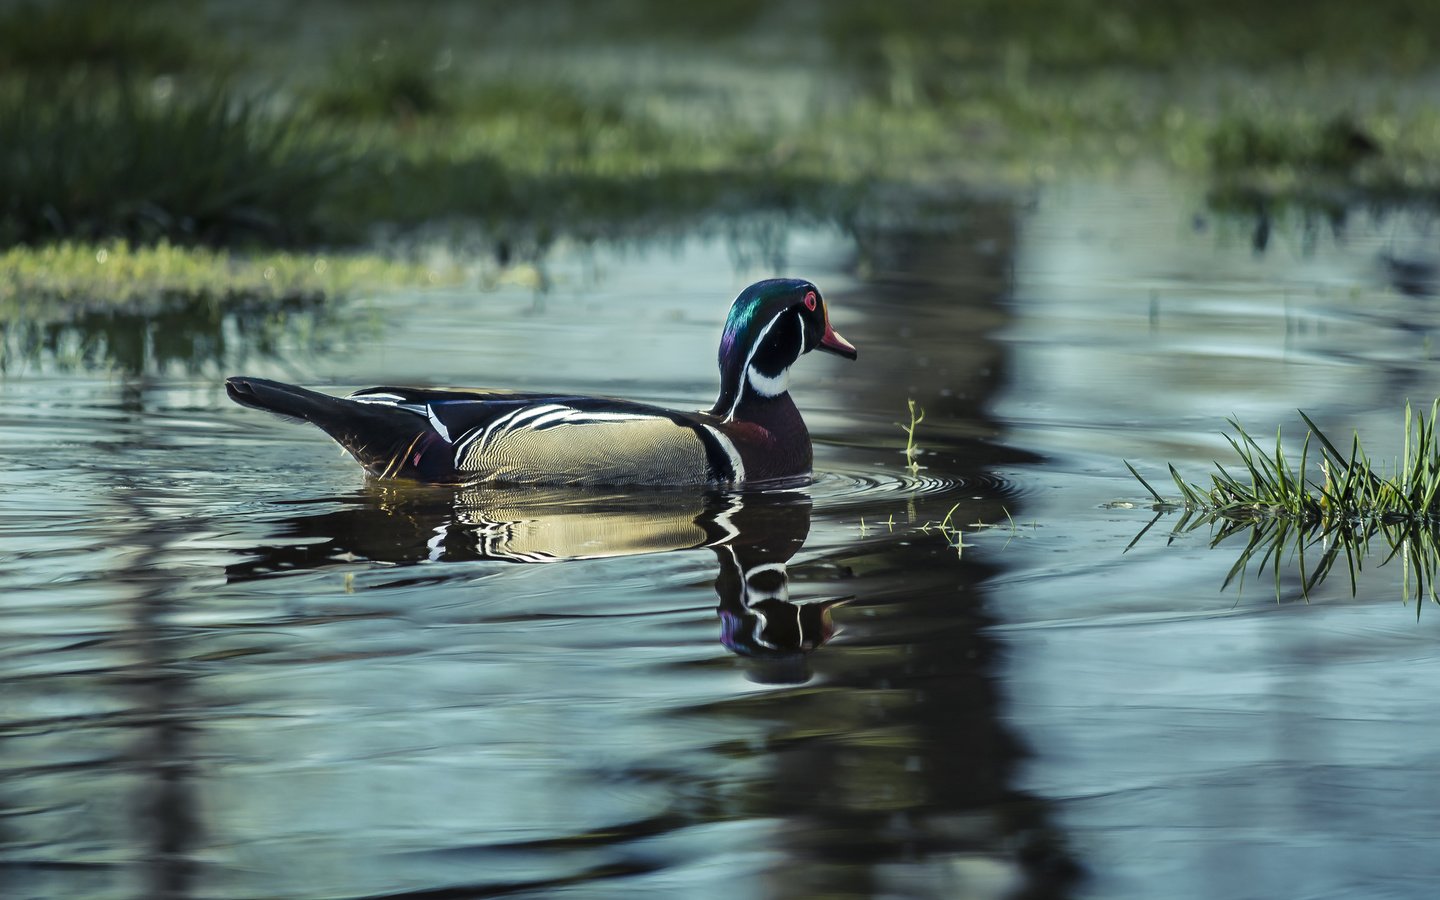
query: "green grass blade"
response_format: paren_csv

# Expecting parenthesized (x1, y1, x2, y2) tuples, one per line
(1125, 460, 1167, 504)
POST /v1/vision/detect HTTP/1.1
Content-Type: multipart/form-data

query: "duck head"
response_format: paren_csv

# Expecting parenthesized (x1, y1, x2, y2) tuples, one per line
(709, 278, 857, 420)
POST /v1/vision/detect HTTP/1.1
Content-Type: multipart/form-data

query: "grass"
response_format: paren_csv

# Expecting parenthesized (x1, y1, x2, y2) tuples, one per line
(3, 1, 1440, 281)
(1128, 401, 1440, 523)
(0, 62, 860, 252)
(0, 0, 213, 76)
(0, 79, 351, 247)
(822, 0, 1440, 87)
(1129, 404, 1440, 606)
(308, 38, 453, 120)
(1184, 508, 1440, 606)
(0, 241, 444, 375)
(912, 502, 1026, 558)
(0, 286, 352, 377)
(0, 240, 447, 311)
(1135, 492, 1440, 607)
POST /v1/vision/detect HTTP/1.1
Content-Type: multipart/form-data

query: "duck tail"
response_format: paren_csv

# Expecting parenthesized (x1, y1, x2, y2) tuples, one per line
(225, 376, 454, 480)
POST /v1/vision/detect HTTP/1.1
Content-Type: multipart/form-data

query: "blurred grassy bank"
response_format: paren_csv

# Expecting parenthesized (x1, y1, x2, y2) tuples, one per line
(4, 0, 1440, 304)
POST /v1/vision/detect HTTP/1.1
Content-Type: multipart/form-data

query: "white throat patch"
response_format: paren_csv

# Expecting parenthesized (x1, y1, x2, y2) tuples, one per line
(746, 363, 790, 397)
(746, 308, 803, 398)
(721, 309, 805, 420)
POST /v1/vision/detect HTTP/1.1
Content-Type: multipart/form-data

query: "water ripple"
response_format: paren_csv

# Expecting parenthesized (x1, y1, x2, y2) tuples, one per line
(809, 463, 1011, 510)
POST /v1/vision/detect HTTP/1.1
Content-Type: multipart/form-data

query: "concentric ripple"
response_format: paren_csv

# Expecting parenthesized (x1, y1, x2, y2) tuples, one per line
(808, 464, 1009, 510)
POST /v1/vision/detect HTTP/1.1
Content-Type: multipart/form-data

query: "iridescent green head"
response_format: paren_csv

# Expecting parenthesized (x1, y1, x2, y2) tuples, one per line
(710, 278, 856, 419)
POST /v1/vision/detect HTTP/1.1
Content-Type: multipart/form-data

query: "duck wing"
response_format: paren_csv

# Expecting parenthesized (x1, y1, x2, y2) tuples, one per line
(351, 387, 743, 486)
(229, 379, 744, 486)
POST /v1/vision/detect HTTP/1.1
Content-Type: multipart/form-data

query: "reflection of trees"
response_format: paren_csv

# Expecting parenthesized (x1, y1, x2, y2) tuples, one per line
(4, 386, 203, 899)
(722, 539, 1078, 899)
(0, 291, 359, 375)
(227, 470, 1078, 895)
(101, 382, 199, 900)
(733, 205, 1080, 898)
(123, 490, 198, 900)
(3, 198, 1080, 896)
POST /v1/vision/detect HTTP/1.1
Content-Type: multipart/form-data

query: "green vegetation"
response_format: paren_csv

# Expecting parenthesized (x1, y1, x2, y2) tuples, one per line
(0, 241, 447, 311)
(913, 502, 1025, 558)
(1129, 402, 1440, 523)
(899, 399, 925, 476)
(0, 0, 211, 76)
(0, 81, 350, 246)
(308, 39, 453, 120)
(0, 286, 349, 376)
(0, 242, 438, 375)
(1180, 507, 1440, 605)
(821, 0, 1440, 78)
(1130, 404, 1440, 604)
(3, 1, 1440, 296)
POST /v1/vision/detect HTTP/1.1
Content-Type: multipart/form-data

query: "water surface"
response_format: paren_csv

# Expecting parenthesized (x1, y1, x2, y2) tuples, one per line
(4, 180, 1440, 899)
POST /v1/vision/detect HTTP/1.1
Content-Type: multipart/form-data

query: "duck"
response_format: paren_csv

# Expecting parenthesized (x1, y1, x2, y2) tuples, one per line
(225, 278, 857, 486)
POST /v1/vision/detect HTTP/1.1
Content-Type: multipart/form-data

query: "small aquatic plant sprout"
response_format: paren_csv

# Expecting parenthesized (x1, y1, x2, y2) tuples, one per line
(1128, 400, 1440, 523)
(899, 398, 925, 475)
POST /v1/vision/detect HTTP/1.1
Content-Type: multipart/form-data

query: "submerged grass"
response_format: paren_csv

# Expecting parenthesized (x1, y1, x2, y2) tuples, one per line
(1195, 511, 1440, 606)
(1129, 401, 1440, 523)
(1131, 489, 1440, 606)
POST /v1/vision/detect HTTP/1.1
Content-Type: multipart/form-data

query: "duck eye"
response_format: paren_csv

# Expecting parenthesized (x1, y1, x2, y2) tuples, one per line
(803, 291, 817, 311)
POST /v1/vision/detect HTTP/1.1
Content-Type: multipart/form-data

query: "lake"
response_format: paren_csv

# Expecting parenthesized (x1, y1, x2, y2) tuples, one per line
(4, 176, 1440, 899)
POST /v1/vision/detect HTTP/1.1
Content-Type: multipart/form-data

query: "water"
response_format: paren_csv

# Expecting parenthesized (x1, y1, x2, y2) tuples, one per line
(4, 179, 1440, 899)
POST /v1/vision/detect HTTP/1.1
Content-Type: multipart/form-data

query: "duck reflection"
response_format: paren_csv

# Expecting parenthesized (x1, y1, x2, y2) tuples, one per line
(228, 485, 844, 681)
(714, 542, 841, 684)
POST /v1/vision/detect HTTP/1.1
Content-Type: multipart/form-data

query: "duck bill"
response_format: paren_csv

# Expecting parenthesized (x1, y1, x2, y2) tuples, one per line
(818, 323, 858, 360)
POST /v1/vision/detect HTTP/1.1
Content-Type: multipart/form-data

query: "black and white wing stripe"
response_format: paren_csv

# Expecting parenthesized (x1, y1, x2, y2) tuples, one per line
(349, 388, 745, 485)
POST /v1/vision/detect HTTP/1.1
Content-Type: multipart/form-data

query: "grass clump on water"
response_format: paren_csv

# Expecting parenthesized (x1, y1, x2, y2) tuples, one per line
(1129, 404, 1440, 604)
(1186, 502, 1440, 604)
(1128, 401, 1440, 523)
(0, 241, 447, 314)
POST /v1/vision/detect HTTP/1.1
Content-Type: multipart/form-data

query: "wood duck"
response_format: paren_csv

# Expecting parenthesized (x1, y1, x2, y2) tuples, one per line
(226, 278, 857, 486)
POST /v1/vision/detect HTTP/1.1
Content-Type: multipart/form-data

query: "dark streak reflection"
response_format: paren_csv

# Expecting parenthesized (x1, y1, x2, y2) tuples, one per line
(815, 206, 1082, 898)
(0, 195, 1087, 895)
(114, 386, 197, 900)
(208, 196, 1083, 897)
(222, 476, 1079, 895)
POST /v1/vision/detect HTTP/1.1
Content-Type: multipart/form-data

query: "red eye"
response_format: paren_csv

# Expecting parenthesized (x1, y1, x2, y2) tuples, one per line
(804, 291, 817, 311)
